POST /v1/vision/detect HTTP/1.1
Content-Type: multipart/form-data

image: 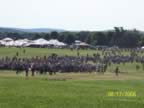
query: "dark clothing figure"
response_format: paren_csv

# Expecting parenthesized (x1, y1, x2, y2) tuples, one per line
(31, 64, 35, 76)
(16, 52, 19, 56)
(24, 63, 29, 77)
(115, 66, 119, 76)
(25, 69, 29, 77)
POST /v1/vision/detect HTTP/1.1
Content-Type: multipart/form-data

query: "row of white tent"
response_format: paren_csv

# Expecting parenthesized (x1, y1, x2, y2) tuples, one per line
(0, 38, 66, 47)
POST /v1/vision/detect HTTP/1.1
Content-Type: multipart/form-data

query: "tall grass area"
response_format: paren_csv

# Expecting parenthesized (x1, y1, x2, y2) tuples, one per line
(0, 77, 143, 108)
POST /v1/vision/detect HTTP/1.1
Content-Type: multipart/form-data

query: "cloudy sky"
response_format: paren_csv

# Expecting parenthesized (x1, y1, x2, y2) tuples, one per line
(0, 0, 143, 31)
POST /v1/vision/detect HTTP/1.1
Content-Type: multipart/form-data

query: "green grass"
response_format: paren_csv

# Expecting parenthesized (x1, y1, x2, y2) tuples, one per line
(0, 77, 144, 108)
(0, 47, 144, 108)
(0, 47, 100, 58)
(1, 47, 144, 58)
(107, 62, 144, 73)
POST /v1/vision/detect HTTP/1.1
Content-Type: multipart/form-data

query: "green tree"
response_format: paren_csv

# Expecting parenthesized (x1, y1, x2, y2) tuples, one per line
(50, 31, 59, 39)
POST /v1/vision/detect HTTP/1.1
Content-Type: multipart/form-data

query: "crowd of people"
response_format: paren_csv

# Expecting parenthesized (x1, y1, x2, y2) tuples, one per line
(0, 48, 144, 77)
(0, 54, 107, 76)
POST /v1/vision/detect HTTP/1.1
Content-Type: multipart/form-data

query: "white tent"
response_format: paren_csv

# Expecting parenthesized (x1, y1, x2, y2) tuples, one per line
(0, 38, 66, 47)
(141, 46, 144, 49)
(4, 41, 15, 46)
(48, 39, 66, 46)
(0, 38, 14, 46)
(2, 37, 13, 42)
(75, 40, 81, 43)
(23, 38, 29, 42)
(14, 39, 30, 46)
(23, 41, 35, 47)
(75, 42, 89, 46)
(0, 40, 4, 44)
(24, 38, 50, 46)
(32, 38, 50, 45)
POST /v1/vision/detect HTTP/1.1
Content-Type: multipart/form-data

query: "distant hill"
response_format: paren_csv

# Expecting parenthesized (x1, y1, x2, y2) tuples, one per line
(0, 27, 65, 33)
(0, 28, 21, 33)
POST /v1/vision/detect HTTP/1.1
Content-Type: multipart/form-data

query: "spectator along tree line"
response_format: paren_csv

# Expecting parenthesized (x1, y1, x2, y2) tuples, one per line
(0, 27, 144, 48)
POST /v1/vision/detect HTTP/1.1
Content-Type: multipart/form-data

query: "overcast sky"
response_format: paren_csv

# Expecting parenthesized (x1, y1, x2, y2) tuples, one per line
(0, 0, 143, 31)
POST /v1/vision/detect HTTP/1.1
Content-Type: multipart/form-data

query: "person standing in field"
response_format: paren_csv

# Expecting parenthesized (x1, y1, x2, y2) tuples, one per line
(115, 66, 119, 76)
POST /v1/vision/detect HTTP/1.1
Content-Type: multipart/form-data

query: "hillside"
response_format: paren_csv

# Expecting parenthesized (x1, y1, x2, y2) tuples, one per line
(0, 27, 65, 33)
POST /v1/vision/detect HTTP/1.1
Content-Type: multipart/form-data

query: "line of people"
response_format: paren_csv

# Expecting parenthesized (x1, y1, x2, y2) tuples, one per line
(0, 55, 107, 77)
(1, 48, 144, 77)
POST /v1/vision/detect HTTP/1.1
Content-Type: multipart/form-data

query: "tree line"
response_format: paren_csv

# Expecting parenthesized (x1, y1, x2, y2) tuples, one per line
(0, 27, 144, 48)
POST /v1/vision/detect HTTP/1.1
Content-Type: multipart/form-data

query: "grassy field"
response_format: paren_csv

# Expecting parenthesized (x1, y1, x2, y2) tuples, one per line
(0, 47, 99, 58)
(0, 47, 144, 108)
(0, 71, 143, 108)
(0, 75, 144, 108)
(1, 47, 144, 58)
